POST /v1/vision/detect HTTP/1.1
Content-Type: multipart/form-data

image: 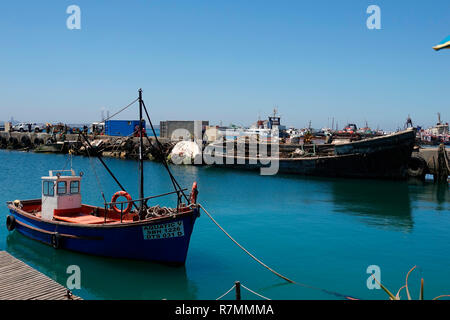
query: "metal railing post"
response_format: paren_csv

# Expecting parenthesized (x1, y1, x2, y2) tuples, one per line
(235, 281, 241, 300)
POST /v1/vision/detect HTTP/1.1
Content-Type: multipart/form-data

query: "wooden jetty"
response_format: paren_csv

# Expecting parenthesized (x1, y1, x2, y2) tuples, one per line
(0, 251, 81, 300)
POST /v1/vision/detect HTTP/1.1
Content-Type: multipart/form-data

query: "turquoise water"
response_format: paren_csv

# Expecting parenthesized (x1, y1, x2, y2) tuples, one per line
(148, 128, 160, 137)
(0, 149, 449, 300)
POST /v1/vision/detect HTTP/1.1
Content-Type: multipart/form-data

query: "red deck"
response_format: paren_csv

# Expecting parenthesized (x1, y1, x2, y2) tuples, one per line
(22, 204, 139, 225)
(53, 212, 115, 224)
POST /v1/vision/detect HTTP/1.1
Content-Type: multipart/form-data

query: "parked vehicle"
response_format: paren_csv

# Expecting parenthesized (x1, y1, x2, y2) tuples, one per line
(12, 123, 28, 132)
(90, 122, 105, 135)
(12, 123, 44, 133)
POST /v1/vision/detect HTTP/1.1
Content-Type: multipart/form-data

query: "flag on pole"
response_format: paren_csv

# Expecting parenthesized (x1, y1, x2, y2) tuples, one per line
(433, 35, 450, 51)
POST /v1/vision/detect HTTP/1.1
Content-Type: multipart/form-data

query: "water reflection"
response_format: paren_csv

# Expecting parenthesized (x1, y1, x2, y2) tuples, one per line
(330, 179, 414, 232)
(6, 232, 198, 300)
(408, 180, 450, 212)
(435, 183, 450, 208)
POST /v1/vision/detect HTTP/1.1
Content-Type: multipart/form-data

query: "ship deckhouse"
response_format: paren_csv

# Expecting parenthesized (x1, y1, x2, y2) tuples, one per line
(41, 170, 82, 220)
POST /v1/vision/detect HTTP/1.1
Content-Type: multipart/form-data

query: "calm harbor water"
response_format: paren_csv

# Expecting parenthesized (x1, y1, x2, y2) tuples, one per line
(0, 149, 449, 300)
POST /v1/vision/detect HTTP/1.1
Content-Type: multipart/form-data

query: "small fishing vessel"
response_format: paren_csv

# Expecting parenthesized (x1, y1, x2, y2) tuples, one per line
(6, 90, 200, 265)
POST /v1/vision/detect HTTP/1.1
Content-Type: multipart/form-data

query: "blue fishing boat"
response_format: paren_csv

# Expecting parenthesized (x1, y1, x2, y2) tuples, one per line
(5, 89, 200, 265)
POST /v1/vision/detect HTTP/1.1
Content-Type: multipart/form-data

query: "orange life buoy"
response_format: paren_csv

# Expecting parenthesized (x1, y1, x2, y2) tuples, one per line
(190, 182, 198, 204)
(111, 191, 133, 214)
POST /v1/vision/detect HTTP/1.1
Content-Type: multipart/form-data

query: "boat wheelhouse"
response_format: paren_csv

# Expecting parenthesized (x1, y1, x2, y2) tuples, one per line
(41, 170, 82, 221)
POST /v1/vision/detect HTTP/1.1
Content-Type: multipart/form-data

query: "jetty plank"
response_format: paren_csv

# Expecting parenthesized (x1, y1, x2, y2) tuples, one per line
(0, 251, 82, 300)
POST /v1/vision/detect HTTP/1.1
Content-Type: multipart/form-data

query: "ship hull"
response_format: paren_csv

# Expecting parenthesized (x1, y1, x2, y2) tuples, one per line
(212, 128, 416, 179)
(8, 203, 199, 265)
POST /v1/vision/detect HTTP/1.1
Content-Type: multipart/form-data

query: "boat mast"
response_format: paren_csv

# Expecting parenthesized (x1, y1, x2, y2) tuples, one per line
(138, 89, 144, 211)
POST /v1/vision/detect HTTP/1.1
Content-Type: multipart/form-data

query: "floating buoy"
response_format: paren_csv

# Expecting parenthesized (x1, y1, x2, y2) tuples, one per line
(190, 182, 198, 204)
(111, 191, 133, 214)
(6, 215, 15, 231)
(51, 232, 61, 249)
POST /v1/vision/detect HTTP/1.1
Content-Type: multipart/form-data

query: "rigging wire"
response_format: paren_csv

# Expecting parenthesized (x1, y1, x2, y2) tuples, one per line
(103, 98, 139, 122)
(85, 144, 107, 205)
(78, 132, 138, 211)
(141, 99, 190, 203)
(99, 92, 189, 203)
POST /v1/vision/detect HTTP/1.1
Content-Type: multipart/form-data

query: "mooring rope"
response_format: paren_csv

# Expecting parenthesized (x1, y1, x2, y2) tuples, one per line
(198, 203, 295, 284)
(215, 283, 271, 300)
(216, 284, 236, 300)
(241, 284, 271, 300)
(199, 203, 359, 300)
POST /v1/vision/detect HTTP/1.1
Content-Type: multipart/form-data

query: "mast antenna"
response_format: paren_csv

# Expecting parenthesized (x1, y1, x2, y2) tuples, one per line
(138, 89, 144, 212)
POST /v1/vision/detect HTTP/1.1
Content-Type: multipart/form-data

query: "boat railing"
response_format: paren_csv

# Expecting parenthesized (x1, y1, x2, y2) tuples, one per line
(103, 188, 188, 223)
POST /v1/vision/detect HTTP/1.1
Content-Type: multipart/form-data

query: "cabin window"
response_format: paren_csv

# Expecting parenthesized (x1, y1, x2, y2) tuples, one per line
(57, 181, 67, 195)
(43, 181, 54, 197)
(70, 181, 80, 194)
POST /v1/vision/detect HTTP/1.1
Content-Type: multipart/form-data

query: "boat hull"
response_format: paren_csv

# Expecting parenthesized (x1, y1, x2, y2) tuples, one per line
(8, 205, 199, 265)
(212, 129, 416, 179)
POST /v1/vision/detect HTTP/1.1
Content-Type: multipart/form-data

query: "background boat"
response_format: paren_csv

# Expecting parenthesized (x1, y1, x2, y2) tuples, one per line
(209, 128, 416, 179)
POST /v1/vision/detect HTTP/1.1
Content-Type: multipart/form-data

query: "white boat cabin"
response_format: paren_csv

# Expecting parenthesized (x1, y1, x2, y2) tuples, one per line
(41, 170, 82, 220)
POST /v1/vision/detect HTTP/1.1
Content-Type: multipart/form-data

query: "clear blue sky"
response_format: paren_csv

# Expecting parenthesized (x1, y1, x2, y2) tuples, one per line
(0, 0, 448, 130)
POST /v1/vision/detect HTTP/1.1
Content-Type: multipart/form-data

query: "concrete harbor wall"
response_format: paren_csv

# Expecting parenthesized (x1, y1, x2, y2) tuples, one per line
(0, 131, 174, 161)
(411, 146, 450, 182)
(0, 131, 448, 180)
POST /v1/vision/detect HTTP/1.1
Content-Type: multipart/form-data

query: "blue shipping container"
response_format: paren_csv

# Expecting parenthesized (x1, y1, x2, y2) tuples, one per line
(105, 120, 146, 137)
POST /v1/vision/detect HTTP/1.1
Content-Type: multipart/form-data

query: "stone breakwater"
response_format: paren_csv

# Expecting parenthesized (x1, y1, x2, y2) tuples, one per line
(0, 132, 175, 161)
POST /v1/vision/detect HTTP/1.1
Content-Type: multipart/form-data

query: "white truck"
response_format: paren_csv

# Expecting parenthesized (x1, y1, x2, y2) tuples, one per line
(12, 123, 45, 132)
